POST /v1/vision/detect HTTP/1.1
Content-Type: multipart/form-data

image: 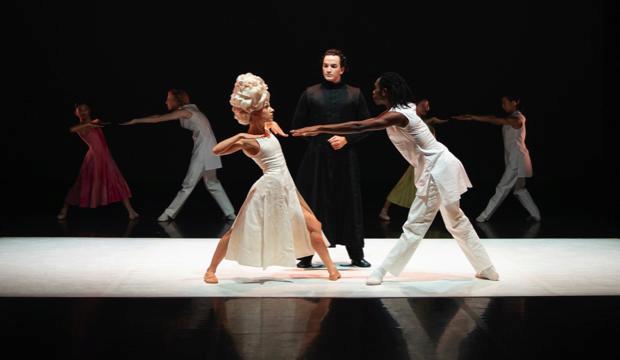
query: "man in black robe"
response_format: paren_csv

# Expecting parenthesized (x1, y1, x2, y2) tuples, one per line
(292, 49, 371, 268)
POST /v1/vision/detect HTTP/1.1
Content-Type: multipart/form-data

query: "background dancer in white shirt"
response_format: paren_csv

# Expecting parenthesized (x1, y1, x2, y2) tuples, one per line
(122, 89, 236, 222)
(453, 95, 541, 222)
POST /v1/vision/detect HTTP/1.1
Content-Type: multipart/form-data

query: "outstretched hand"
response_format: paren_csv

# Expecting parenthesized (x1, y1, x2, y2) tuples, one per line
(290, 125, 322, 137)
(120, 119, 139, 126)
(426, 117, 449, 125)
(264, 121, 288, 137)
(451, 115, 474, 121)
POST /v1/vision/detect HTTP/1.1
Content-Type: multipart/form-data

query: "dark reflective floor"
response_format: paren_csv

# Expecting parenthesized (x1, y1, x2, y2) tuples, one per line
(2, 204, 619, 359)
(1, 297, 619, 359)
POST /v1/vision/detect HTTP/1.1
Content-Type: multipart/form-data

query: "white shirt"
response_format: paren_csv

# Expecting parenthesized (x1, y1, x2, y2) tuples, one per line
(502, 111, 533, 177)
(386, 103, 472, 205)
(179, 104, 222, 171)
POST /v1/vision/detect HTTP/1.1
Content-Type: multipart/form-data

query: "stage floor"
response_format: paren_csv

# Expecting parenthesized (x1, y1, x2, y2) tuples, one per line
(2, 237, 619, 298)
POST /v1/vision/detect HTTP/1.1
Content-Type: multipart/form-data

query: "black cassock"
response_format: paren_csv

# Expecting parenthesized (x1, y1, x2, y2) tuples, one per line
(291, 81, 370, 261)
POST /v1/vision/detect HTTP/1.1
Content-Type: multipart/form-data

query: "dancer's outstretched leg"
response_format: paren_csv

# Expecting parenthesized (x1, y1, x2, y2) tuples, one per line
(301, 208, 341, 281)
(203, 229, 232, 284)
(57, 202, 70, 220)
(367, 184, 441, 285)
(513, 178, 541, 221)
(122, 198, 140, 220)
(439, 201, 499, 281)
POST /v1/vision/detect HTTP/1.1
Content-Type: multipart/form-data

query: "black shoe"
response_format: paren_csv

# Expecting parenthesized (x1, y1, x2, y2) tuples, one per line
(350, 259, 371, 267)
(296, 259, 313, 268)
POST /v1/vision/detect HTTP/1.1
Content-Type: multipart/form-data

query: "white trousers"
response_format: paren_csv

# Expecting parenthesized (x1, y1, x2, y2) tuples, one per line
(478, 167, 540, 221)
(382, 178, 494, 276)
(163, 167, 235, 219)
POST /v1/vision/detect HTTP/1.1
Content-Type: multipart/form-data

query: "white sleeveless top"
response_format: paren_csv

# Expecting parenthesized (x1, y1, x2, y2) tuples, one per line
(502, 111, 533, 177)
(386, 103, 472, 205)
(179, 104, 222, 171)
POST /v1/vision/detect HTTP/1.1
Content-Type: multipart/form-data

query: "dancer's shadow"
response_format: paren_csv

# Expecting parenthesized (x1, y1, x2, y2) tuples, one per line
(158, 221, 186, 238)
(475, 220, 541, 239)
(298, 298, 410, 359)
(232, 277, 294, 284)
(57, 217, 140, 237)
(122, 218, 140, 237)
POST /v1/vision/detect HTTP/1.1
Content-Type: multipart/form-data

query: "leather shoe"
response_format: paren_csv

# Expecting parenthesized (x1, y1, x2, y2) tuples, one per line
(350, 259, 371, 267)
(296, 259, 313, 268)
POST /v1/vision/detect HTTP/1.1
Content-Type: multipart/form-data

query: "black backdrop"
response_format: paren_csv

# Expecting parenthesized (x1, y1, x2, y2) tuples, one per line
(8, 1, 619, 221)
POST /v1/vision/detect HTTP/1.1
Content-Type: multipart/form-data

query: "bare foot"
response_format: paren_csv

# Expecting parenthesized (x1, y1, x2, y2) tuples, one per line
(203, 271, 219, 284)
(57, 208, 68, 220)
(129, 212, 140, 220)
(328, 270, 341, 281)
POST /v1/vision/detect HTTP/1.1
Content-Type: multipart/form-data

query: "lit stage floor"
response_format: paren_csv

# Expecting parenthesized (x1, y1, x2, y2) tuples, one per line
(1, 237, 619, 297)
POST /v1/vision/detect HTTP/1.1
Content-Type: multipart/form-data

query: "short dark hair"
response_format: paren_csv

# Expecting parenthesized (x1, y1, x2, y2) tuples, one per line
(378, 72, 415, 108)
(502, 94, 521, 109)
(323, 48, 348, 69)
(168, 89, 190, 106)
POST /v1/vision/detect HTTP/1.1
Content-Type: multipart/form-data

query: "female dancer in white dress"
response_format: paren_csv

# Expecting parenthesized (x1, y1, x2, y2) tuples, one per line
(453, 95, 541, 222)
(203, 73, 341, 284)
(122, 89, 236, 221)
(292, 72, 499, 285)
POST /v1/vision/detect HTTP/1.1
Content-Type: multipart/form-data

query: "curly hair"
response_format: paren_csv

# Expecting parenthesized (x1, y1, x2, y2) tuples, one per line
(229, 73, 270, 125)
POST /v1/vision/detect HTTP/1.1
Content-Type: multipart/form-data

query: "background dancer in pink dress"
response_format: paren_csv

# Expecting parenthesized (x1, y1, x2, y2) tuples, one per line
(58, 104, 139, 220)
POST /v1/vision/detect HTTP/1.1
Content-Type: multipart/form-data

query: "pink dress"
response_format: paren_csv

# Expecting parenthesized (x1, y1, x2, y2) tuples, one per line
(65, 126, 132, 207)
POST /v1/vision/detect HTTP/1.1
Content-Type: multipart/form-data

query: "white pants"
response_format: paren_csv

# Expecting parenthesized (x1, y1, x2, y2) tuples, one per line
(382, 179, 494, 276)
(163, 168, 235, 219)
(478, 167, 540, 221)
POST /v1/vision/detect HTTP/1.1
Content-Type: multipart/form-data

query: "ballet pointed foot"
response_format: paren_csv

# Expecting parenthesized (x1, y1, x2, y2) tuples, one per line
(129, 213, 140, 220)
(158, 213, 172, 222)
(475, 267, 499, 281)
(203, 272, 219, 284)
(475, 215, 488, 223)
(378, 210, 390, 221)
(328, 270, 341, 281)
(526, 215, 541, 222)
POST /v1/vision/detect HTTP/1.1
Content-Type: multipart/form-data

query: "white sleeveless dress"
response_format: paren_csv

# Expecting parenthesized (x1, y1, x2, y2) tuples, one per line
(225, 135, 322, 269)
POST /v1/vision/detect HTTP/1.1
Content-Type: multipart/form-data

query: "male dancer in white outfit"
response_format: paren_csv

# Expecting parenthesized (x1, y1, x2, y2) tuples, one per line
(453, 95, 541, 222)
(292, 72, 499, 285)
(123, 89, 236, 221)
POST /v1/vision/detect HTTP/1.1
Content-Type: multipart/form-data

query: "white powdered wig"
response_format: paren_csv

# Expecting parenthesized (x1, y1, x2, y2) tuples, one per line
(229, 73, 270, 125)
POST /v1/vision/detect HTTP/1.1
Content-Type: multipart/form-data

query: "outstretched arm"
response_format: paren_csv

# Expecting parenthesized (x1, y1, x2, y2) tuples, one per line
(69, 119, 104, 133)
(121, 109, 192, 125)
(452, 114, 522, 129)
(425, 117, 449, 126)
(291, 111, 408, 137)
(212, 133, 265, 156)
